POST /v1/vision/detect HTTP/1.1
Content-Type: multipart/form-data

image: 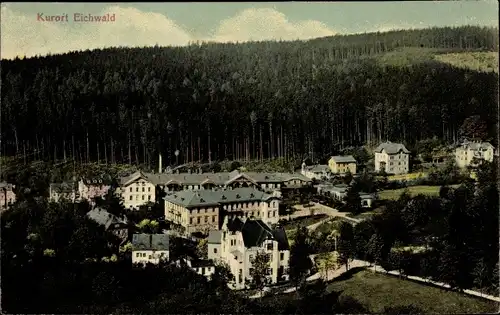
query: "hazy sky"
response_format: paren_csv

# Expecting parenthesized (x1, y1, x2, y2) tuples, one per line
(1, 1, 498, 60)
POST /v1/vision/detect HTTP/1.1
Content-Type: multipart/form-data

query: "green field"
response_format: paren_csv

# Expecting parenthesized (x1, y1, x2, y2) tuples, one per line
(324, 270, 498, 313)
(434, 51, 498, 73)
(378, 185, 460, 200)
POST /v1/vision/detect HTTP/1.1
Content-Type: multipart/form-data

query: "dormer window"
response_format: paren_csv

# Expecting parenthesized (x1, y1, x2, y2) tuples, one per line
(222, 195, 227, 200)
(250, 193, 254, 198)
(236, 194, 240, 198)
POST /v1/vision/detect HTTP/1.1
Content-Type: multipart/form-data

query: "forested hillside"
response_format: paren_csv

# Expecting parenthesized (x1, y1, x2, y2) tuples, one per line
(1, 26, 498, 169)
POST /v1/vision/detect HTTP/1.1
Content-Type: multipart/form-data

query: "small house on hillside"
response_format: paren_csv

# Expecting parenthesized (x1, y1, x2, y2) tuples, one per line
(87, 207, 129, 243)
(301, 163, 331, 180)
(0, 182, 16, 211)
(374, 141, 410, 174)
(132, 233, 170, 266)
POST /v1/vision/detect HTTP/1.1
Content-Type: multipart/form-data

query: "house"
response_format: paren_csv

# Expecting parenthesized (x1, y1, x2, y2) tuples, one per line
(78, 177, 112, 204)
(118, 171, 157, 210)
(328, 156, 357, 175)
(0, 182, 16, 211)
(118, 170, 311, 209)
(49, 181, 78, 202)
(131, 233, 170, 266)
(301, 163, 330, 180)
(164, 187, 281, 234)
(455, 140, 495, 168)
(208, 217, 290, 290)
(316, 184, 375, 208)
(374, 141, 410, 174)
(86, 207, 129, 243)
(176, 257, 216, 279)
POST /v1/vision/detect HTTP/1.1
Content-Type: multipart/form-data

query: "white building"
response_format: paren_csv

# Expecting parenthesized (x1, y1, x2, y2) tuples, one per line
(131, 233, 170, 266)
(374, 141, 410, 174)
(207, 217, 290, 290)
(455, 140, 495, 168)
(176, 257, 216, 279)
(118, 172, 157, 210)
(301, 163, 331, 180)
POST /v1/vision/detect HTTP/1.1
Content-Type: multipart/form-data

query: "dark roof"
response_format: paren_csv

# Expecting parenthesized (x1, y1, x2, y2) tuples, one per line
(164, 187, 278, 208)
(272, 227, 290, 251)
(132, 233, 169, 251)
(374, 141, 410, 154)
(226, 218, 289, 250)
(87, 207, 128, 230)
(82, 175, 113, 186)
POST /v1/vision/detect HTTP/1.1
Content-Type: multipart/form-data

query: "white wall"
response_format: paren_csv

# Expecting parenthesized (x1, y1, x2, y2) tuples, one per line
(375, 151, 409, 174)
(132, 250, 169, 265)
(122, 179, 156, 209)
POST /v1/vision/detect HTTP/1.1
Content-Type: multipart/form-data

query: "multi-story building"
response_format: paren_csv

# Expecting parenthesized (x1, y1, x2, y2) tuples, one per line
(49, 181, 78, 202)
(0, 182, 16, 211)
(374, 141, 410, 174)
(455, 140, 495, 168)
(78, 177, 112, 204)
(207, 217, 290, 290)
(328, 156, 357, 175)
(131, 233, 170, 266)
(118, 170, 311, 210)
(301, 163, 331, 180)
(164, 187, 281, 234)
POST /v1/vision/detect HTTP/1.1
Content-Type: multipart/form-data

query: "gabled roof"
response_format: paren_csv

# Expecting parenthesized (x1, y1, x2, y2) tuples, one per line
(225, 217, 289, 251)
(374, 141, 410, 154)
(459, 141, 494, 151)
(330, 155, 357, 164)
(132, 233, 169, 251)
(163, 187, 277, 208)
(82, 175, 113, 186)
(305, 165, 330, 173)
(87, 207, 128, 230)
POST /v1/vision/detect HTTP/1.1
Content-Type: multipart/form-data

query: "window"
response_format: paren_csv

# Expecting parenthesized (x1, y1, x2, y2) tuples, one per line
(148, 195, 151, 200)
(148, 255, 152, 259)
(214, 248, 218, 254)
(266, 268, 272, 275)
(268, 211, 271, 217)
(136, 187, 139, 192)
(148, 187, 151, 192)
(136, 252, 141, 257)
(142, 195, 145, 200)
(129, 196, 133, 200)
(129, 187, 132, 192)
(142, 182, 145, 186)
(202, 267, 205, 275)
(280, 252, 284, 260)
(190, 218, 193, 224)
(267, 243, 273, 251)
(142, 187, 145, 192)
(197, 217, 200, 224)
(204, 216, 208, 223)
(212, 216, 216, 222)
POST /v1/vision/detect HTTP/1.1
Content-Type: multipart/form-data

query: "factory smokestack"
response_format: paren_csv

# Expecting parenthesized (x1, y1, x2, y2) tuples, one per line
(159, 154, 162, 174)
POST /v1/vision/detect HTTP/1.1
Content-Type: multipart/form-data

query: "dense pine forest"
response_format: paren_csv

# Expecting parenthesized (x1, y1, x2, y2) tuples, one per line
(1, 26, 498, 169)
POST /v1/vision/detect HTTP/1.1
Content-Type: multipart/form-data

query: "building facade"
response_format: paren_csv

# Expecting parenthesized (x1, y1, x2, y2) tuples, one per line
(301, 163, 330, 180)
(328, 156, 357, 174)
(176, 258, 216, 279)
(164, 187, 281, 234)
(455, 140, 495, 168)
(78, 178, 112, 204)
(118, 170, 311, 209)
(0, 182, 16, 211)
(374, 141, 410, 174)
(131, 233, 170, 266)
(316, 184, 375, 208)
(208, 217, 290, 290)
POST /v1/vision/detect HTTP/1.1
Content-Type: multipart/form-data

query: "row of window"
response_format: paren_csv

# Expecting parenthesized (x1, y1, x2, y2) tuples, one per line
(129, 195, 152, 201)
(129, 186, 152, 193)
(190, 215, 217, 224)
(389, 161, 407, 166)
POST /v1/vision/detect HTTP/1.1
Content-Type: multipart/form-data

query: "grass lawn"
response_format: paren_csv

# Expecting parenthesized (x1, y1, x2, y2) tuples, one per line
(325, 270, 498, 313)
(282, 214, 328, 231)
(378, 185, 461, 200)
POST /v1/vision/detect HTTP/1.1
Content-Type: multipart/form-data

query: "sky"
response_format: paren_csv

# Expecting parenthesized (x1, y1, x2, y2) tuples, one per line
(1, 1, 498, 60)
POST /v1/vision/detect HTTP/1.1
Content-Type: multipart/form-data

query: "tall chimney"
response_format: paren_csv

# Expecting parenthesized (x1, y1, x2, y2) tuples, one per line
(159, 153, 162, 174)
